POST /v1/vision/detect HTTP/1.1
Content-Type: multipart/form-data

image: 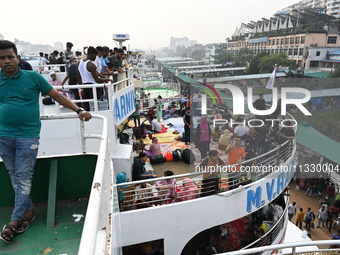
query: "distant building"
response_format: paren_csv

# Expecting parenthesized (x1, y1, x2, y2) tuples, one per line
(228, 3, 340, 69)
(54, 42, 63, 51)
(205, 43, 227, 63)
(303, 0, 340, 19)
(169, 36, 197, 51)
(14, 38, 54, 55)
(227, 31, 340, 69)
(0, 33, 4, 40)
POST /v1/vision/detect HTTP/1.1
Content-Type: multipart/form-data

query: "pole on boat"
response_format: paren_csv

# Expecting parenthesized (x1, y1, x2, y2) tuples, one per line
(112, 34, 130, 49)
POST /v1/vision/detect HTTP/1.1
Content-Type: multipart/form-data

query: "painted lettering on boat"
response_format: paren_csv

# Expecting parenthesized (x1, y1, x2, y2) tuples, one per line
(114, 88, 135, 125)
(246, 168, 293, 213)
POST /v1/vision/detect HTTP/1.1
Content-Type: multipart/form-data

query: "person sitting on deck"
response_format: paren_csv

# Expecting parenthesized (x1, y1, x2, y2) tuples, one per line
(43, 72, 63, 105)
(180, 178, 199, 201)
(135, 182, 153, 209)
(155, 170, 177, 204)
(48, 72, 61, 86)
(147, 106, 156, 119)
(149, 116, 162, 133)
(163, 105, 175, 120)
(132, 152, 157, 181)
(253, 223, 264, 239)
(144, 137, 162, 158)
(133, 123, 147, 140)
(116, 172, 133, 212)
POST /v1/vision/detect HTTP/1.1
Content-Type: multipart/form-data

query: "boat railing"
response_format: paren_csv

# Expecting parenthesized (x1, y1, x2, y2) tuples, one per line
(40, 114, 112, 254)
(40, 67, 134, 114)
(77, 114, 113, 255)
(117, 114, 296, 211)
(219, 240, 340, 255)
(240, 201, 288, 253)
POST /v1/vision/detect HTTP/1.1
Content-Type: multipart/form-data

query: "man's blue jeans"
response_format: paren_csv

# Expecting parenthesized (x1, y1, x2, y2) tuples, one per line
(0, 137, 39, 221)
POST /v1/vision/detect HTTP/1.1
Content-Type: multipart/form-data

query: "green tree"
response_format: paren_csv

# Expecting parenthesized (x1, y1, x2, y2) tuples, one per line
(247, 52, 268, 74)
(191, 49, 204, 61)
(212, 52, 234, 64)
(328, 64, 340, 78)
(258, 53, 293, 73)
(233, 48, 254, 67)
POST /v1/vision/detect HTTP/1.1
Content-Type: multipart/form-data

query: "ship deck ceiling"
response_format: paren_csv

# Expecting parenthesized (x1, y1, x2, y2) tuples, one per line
(197, 72, 286, 82)
(184, 67, 246, 74)
(0, 199, 87, 254)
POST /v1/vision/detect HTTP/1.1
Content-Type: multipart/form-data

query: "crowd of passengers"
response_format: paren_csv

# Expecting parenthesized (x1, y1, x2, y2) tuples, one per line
(116, 168, 199, 211)
(19, 42, 139, 110)
(115, 94, 296, 211)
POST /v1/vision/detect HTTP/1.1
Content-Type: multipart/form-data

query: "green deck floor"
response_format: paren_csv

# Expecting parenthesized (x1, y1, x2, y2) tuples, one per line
(0, 199, 88, 255)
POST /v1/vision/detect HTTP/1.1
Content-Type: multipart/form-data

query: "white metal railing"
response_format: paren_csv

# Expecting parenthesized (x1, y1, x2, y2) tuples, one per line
(40, 114, 113, 255)
(219, 240, 340, 255)
(40, 67, 134, 114)
(240, 200, 288, 252)
(75, 114, 113, 255)
(117, 136, 295, 211)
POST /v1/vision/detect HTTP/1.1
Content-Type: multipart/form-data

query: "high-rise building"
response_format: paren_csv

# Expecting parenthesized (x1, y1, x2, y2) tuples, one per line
(303, 0, 340, 18)
(169, 36, 197, 51)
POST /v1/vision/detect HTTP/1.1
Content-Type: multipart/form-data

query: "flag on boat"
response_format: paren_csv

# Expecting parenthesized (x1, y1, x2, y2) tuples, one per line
(266, 67, 277, 89)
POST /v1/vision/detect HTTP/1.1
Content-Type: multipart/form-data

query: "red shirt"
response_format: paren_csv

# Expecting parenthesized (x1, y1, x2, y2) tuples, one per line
(328, 186, 335, 196)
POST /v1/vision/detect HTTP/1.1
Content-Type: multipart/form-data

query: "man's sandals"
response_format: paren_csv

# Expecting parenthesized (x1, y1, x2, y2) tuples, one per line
(0, 215, 36, 243)
(16, 216, 36, 234)
(0, 224, 16, 243)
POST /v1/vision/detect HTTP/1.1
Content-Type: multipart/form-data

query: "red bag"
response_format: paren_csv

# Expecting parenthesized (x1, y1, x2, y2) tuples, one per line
(164, 151, 174, 161)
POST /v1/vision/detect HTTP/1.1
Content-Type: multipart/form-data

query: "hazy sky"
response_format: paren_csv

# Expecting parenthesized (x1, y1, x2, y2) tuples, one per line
(1, 0, 299, 51)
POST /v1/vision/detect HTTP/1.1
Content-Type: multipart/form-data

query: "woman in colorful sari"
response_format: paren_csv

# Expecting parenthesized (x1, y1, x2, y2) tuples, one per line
(144, 137, 162, 157)
(194, 116, 212, 158)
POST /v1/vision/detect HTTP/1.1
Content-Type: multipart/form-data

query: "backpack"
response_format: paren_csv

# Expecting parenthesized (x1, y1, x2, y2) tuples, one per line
(311, 211, 315, 221)
(173, 150, 180, 161)
(182, 149, 191, 164)
(172, 149, 183, 161)
(119, 132, 129, 144)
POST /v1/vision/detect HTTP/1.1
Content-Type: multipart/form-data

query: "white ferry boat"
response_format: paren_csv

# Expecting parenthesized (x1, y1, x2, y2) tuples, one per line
(0, 58, 336, 255)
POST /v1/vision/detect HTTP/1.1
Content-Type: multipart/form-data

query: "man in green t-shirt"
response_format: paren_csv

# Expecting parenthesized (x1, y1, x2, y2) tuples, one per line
(108, 48, 124, 83)
(0, 40, 92, 244)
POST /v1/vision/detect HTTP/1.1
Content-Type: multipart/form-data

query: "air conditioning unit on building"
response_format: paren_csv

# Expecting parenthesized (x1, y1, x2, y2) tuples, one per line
(314, 43, 318, 47)
(310, 43, 314, 47)
(296, 45, 299, 47)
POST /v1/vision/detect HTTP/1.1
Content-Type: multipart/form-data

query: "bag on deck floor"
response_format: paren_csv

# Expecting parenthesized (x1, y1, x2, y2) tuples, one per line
(182, 149, 192, 164)
(172, 149, 183, 161)
(150, 154, 166, 164)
